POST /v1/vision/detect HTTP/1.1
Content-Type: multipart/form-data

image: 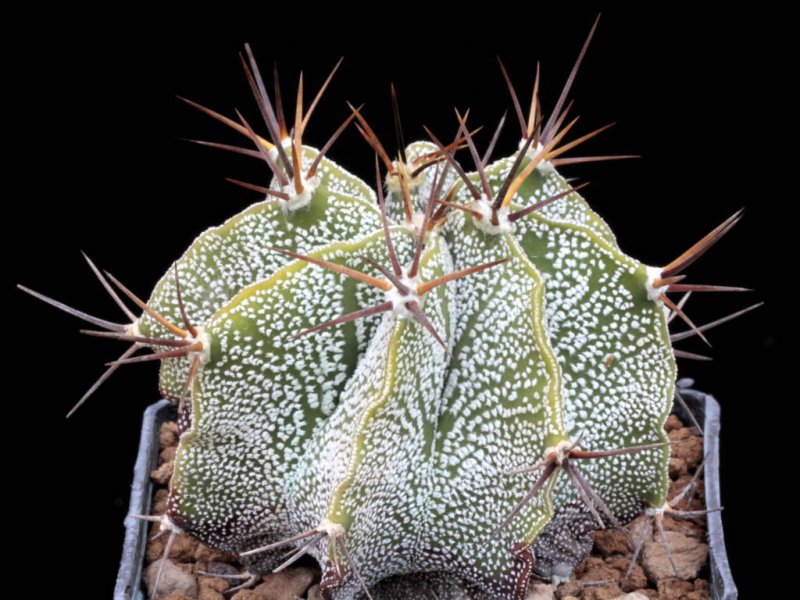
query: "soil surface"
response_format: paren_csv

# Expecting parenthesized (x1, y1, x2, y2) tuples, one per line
(143, 413, 711, 600)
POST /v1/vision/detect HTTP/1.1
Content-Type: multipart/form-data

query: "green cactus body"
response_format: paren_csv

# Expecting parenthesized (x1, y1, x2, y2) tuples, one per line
(169, 231, 396, 549)
(428, 225, 564, 595)
(475, 152, 673, 511)
(472, 153, 674, 577)
(20, 36, 751, 600)
(139, 148, 380, 399)
(148, 128, 676, 598)
(287, 230, 452, 593)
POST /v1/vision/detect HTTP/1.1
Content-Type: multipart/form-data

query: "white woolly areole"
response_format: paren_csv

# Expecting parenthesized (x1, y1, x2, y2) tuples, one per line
(386, 161, 423, 193)
(410, 211, 426, 235)
(268, 137, 294, 161)
(160, 514, 183, 533)
(188, 327, 211, 365)
(404, 212, 430, 240)
(126, 318, 142, 339)
(473, 198, 513, 235)
(518, 138, 544, 154)
(645, 265, 669, 302)
(517, 138, 554, 173)
(316, 518, 345, 539)
(263, 141, 321, 211)
(280, 174, 321, 212)
(645, 502, 669, 517)
(385, 274, 420, 318)
(545, 439, 575, 465)
(536, 159, 555, 174)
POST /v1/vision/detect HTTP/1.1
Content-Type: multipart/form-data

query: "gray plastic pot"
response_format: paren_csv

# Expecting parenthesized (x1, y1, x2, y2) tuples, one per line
(113, 384, 737, 599)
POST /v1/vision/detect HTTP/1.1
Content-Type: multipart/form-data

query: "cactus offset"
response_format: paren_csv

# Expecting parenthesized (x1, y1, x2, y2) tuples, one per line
(20, 22, 758, 600)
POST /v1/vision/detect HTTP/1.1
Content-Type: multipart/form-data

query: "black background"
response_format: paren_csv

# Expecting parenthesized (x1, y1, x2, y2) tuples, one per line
(9, 6, 786, 597)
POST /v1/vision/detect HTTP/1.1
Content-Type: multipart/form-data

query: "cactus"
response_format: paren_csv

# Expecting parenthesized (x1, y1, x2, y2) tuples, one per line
(20, 20, 758, 600)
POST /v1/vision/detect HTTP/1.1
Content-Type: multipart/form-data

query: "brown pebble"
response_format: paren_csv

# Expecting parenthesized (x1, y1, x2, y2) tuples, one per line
(685, 591, 711, 600)
(198, 590, 224, 600)
(693, 579, 709, 591)
(642, 530, 708, 582)
(161, 445, 177, 464)
(199, 576, 229, 592)
(656, 577, 693, 599)
(668, 428, 703, 468)
(147, 532, 199, 563)
(144, 559, 198, 598)
(172, 534, 200, 562)
(593, 529, 629, 556)
(306, 584, 321, 600)
(582, 583, 623, 600)
(668, 457, 688, 478)
(605, 557, 646, 591)
(198, 576, 229, 600)
(146, 533, 164, 563)
(624, 565, 648, 592)
(156, 594, 195, 600)
(160, 421, 179, 449)
(151, 460, 175, 485)
(664, 415, 683, 432)
(632, 591, 658, 600)
(528, 582, 555, 599)
(230, 591, 262, 600)
(662, 516, 705, 541)
(626, 516, 649, 543)
(557, 580, 583, 598)
(254, 567, 317, 600)
(667, 476, 704, 512)
(153, 488, 169, 514)
(576, 556, 619, 583)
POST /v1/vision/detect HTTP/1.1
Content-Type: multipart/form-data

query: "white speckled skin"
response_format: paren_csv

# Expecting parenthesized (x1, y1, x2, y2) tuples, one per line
(136, 142, 673, 600)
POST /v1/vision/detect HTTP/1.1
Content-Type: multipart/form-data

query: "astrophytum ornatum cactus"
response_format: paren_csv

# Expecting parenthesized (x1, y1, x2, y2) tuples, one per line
(20, 23, 759, 600)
